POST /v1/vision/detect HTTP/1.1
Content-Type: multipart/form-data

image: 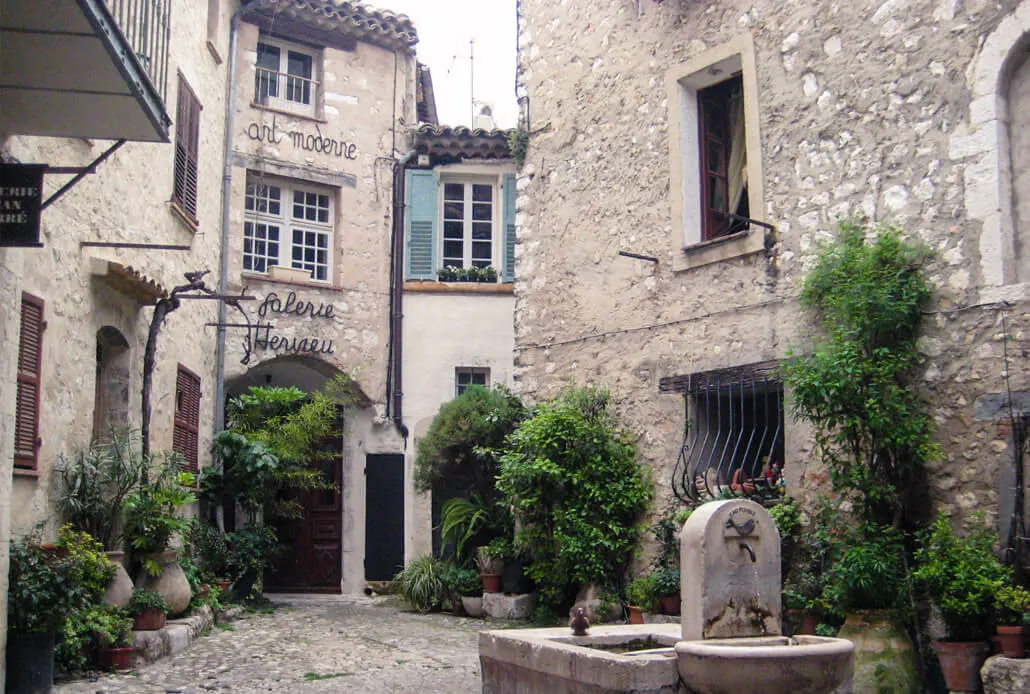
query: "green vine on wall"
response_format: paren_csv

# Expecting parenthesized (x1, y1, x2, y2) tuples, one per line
(783, 221, 938, 529)
(507, 127, 529, 169)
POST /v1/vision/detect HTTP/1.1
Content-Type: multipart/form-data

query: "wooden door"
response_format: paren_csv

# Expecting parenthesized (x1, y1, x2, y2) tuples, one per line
(265, 437, 342, 593)
(364, 453, 405, 581)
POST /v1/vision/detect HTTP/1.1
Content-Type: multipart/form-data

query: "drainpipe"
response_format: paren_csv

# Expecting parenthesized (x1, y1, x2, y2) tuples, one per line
(214, 1, 274, 433)
(388, 149, 417, 432)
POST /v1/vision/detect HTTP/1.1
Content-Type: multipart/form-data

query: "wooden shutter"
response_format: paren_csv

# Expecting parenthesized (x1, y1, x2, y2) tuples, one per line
(173, 365, 201, 474)
(14, 293, 45, 469)
(502, 174, 517, 283)
(173, 74, 201, 219)
(405, 169, 438, 280)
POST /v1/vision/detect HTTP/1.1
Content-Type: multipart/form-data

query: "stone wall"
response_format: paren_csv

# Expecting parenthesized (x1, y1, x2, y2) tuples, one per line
(515, 0, 1030, 536)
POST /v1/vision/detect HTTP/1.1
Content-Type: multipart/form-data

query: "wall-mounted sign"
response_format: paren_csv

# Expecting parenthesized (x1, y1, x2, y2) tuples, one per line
(0, 164, 44, 247)
(239, 290, 336, 364)
(245, 115, 358, 160)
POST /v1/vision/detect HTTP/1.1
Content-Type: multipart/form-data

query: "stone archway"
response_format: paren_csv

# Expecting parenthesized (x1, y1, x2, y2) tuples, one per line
(93, 326, 130, 442)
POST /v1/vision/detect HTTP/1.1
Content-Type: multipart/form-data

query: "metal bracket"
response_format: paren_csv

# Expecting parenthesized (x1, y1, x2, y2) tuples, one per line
(41, 139, 126, 211)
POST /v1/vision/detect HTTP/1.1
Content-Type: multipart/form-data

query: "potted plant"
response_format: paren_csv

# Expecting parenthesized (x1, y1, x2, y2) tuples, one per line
(187, 520, 233, 594)
(7, 528, 113, 694)
(437, 265, 459, 282)
(913, 517, 1011, 693)
(477, 539, 508, 593)
(442, 563, 484, 617)
(92, 608, 134, 671)
(652, 566, 680, 615)
(128, 588, 168, 631)
(225, 522, 279, 601)
(625, 575, 658, 624)
(124, 456, 196, 614)
(394, 555, 447, 613)
(994, 583, 1030, 658)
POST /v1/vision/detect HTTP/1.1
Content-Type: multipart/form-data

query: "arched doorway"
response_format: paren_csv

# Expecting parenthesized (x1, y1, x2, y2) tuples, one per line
(226, 356, 353, 593)
(93, 326, 130, 441)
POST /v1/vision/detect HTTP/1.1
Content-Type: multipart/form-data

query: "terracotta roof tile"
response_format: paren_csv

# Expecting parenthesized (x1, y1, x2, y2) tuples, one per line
(246, 0, 418, 53)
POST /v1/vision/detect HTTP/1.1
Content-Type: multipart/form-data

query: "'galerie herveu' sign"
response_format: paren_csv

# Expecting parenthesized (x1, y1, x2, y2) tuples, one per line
(242, 291, 336, 362)
(245, 115, 358, 160)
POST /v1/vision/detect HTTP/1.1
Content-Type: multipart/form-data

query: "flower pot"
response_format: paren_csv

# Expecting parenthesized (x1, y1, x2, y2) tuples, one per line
(102, 551, 133, 609)
(659, 595, 680, 616)
(838, 610, 920, 694)
(132, 607, 167, 631)
(214, 578, 233, 594)
(802, 611, 821, 635)
(932, 640, 990, 692)
(481, 573, 502, 593)
(97, 646, 134, 670)
(627, 605, 645, 625)
(6, 630, 56, 694)
(140, 551, 192, 616)
(996, 625, 1025, 658)
(461, 595, 485, 618)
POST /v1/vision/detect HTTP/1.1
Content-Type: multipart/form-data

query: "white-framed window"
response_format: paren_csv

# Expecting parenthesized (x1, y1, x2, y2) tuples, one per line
(254, 36, 319, 115)
(441, 181, 496, 269)
(243, 175, 333, 282)
(455, 367, 489, 397)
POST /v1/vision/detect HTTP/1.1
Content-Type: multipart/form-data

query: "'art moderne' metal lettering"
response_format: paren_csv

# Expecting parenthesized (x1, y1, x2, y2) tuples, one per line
(244, 115, 358, 160)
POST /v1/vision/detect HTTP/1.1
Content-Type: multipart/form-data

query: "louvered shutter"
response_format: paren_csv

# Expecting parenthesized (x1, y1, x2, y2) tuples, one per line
(502, 174, 517, 283)
(14, 293, 44, 469)
(173, 365, 201, 474)
(173, 74, 201, 219)
(405, 169, 438, 280)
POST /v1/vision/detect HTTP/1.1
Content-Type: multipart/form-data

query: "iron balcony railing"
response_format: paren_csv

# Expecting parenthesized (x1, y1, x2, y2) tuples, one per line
(254, 66, 320, 108)
(104, 0, 171, 103)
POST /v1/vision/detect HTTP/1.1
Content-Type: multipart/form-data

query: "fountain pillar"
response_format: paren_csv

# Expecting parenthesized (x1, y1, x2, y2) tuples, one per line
(680, 499, 781, 641)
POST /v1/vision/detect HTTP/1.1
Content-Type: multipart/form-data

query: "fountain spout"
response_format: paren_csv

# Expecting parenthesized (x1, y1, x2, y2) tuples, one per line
(739, 543, 756, 563)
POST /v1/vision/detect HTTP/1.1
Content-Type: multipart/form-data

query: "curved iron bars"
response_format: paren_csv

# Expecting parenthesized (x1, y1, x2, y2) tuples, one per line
(672, 376, 783, 503)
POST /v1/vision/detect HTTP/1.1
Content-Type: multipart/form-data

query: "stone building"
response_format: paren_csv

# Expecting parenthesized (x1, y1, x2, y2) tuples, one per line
(513, 0, 1030, 555)
(0, 0, 449, 677)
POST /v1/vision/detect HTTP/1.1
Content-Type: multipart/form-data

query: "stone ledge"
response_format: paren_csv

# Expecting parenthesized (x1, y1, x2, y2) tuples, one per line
(131, 605, 244, 666)
(983, 654, 1030, 694)
(483, 592, 535, 619)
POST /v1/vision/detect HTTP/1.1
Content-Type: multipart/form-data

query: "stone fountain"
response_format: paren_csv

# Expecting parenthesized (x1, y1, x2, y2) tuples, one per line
(479, 499, 854, 694)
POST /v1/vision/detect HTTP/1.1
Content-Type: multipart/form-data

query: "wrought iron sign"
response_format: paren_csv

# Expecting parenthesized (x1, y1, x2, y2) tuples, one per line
(0, 164, 45, 247)
(244, 115, 358, 160)
(238, 290, 336, 364)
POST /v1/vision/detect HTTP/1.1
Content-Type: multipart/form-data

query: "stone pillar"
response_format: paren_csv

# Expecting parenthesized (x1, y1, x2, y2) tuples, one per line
(680, 499, 781, 641)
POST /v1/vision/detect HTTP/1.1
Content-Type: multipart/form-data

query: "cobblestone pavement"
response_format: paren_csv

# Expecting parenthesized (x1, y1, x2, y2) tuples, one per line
(54, 595, 505, 694)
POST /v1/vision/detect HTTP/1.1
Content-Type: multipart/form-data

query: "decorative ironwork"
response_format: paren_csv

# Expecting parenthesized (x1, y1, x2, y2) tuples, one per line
(671, 370, 784, 504)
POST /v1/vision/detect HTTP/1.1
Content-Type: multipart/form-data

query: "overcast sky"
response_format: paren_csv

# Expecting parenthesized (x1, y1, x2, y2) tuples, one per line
(378, 0, 518, 129)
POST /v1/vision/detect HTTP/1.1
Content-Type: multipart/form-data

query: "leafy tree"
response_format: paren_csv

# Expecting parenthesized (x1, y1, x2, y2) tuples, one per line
(784, 222, 937, 528)
(498, 388, 653, 609)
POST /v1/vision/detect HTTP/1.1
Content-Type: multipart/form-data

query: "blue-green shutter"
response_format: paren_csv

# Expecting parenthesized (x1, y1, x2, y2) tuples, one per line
(502, 174, 517, 283)
(405, 169, 438, 280)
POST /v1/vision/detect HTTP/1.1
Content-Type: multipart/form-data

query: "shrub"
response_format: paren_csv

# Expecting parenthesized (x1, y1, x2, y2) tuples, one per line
(394, 555, 446, 613)
(821, 523, 909, 613)
(995, 584, 1030, 625)
(913, 517, 1010, 641)
(56, 605, 132, 672)
(440, 562, 482, 604)
(498, 388, 653, 609)
(651, 566, 680, 598)
(128, 588, 167, 616)
(625, 575, 658, 611)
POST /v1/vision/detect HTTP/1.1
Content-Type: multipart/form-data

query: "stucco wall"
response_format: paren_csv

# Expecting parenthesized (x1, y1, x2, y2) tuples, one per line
(515, 0, 1030, 532)
(401, 290, 516, 560)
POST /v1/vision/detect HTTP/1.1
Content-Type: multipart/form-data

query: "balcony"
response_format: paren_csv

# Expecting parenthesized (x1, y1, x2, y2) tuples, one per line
(0, 0, 172, 143)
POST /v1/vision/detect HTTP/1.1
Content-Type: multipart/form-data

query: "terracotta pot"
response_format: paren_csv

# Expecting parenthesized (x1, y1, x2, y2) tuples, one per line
(659, 595, 680, 615)
(996, 625, 1025, 658)
(481, 573, 502, 593)
(627, 605, 645, 625)
(97, 646, 133, 670)
(801, 612, 821, 635)
(932, 640, 990, 692)
(214, 578, 233, 594)
(838, 610, 920, 694)
(132, 607, 166, 631)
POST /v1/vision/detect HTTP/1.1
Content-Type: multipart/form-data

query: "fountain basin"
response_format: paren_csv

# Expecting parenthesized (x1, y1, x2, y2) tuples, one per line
(675, 635, 854, 694)
(480, 624, 682, 693)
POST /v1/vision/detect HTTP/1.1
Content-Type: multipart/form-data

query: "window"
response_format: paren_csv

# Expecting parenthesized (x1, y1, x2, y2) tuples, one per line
(455, 367, 489, 397)
(243, 176, 333, 282)
(15, 293, 45, 469)
(173, 74, 201, 220)
(173, 365, 201, 474)
(255, 37, 319, 115)
(667, 36, 765, 269)
(442, 182, 494, 269)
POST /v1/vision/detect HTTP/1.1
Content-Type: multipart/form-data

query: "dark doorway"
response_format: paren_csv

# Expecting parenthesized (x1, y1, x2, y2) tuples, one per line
(265, 436, 343, 593)
(365, 453, 405, 581)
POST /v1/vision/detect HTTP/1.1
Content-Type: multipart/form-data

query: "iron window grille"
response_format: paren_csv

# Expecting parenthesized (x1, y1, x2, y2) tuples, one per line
(663, 363, 784, 503)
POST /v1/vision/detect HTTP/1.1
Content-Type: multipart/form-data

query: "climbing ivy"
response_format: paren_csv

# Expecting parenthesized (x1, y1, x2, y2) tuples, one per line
(784, 221, 938, 528)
